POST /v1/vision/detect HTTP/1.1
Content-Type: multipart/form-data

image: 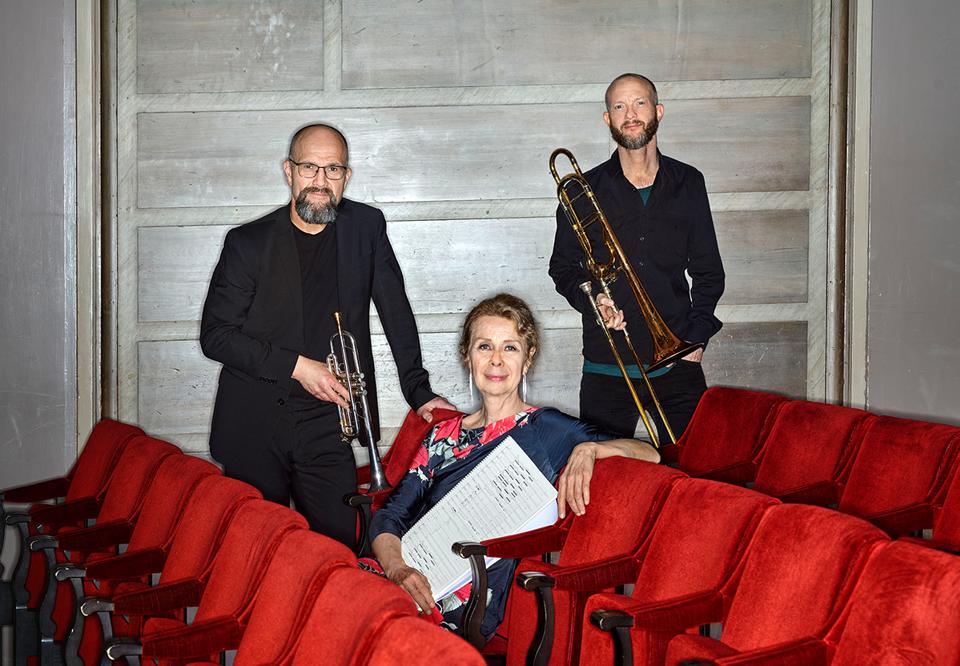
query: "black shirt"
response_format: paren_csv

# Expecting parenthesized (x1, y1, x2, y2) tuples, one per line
(549, 150, 725, 365)
(291, 224, 339, 401)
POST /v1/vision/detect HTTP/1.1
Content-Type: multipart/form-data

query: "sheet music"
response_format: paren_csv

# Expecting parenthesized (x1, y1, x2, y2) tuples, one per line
(401, 436, 558, 601)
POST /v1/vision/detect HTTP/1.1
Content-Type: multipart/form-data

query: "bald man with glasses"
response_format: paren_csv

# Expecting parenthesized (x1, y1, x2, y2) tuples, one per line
(200, 123, 452, 546)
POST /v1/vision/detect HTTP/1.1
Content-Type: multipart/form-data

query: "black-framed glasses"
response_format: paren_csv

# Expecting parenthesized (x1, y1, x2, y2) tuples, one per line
(288, 158, 350, 180)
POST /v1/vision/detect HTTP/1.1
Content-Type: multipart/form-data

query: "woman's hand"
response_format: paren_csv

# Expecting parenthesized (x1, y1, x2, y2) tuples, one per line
(372, 532, 437, 614)
(557, 442, 599, 519)
(384, 562, 436, 613)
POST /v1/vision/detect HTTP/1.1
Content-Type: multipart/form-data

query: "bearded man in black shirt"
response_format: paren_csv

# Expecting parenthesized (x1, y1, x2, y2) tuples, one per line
(549, 74, 725, 442)
(200, 124, 453, 545)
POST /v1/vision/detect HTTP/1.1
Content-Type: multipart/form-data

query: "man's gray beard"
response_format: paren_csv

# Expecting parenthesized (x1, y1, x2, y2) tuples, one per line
(610, 116, 659, 150)
(295, 189, 339, 225)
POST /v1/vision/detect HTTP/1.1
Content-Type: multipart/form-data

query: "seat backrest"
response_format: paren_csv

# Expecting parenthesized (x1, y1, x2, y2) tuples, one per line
(677, 387, 786, 482)
(931, 461, 960, 551)
(838, 416, 960, 533)
(558, 459, 684, 567)
(125, 455, 220, 552)
(94, 436, 181, 524)
(362, 615, 485, 666)
(381, 409, 465, 486)
(719, 504, 888, 651)
(160, 475, 261, 582)
(233, 530, 357, 666)
(193, 499, 308, 624)
(753, 401, 874, 503)
(830, 541, 960, 666)
(291, 566, 417, 666)
(633, 478, 778, 602)
(65, 419, 144, 502)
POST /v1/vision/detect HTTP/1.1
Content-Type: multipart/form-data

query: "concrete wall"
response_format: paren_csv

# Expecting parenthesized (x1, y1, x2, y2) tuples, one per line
(866, 0, 960, 422)
(0, 0, 77, 487)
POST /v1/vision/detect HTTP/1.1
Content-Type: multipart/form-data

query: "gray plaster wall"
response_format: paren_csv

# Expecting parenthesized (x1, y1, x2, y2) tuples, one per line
(0, 0, 77, 487)
(867, 0, 960, 422)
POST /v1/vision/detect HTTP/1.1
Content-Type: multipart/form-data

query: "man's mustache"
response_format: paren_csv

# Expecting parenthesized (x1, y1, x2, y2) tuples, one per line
(300, 186, 334, 198)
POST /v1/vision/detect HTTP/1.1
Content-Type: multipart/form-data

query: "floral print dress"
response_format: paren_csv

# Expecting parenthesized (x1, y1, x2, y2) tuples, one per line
(369, 407, 613, 640)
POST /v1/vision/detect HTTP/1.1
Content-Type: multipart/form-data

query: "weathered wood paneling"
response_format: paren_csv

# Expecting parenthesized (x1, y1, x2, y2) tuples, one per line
(704, 321, 808, 397)
(342, 0, 813, 89)
(137, 97, 809, 209)
(714, 210, 809, 305)
(118, 0, 834, 455)
(138, 225, 230, 322)
(137, 340, 221, 443)
(136, 1, 325, 94)
(136, 210, 808, 324)
(658, 97, 811, 193)
(138, 321, 807, 448)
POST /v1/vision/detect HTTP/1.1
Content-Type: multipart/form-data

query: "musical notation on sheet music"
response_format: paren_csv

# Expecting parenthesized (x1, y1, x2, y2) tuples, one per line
(401, 436, 558, 601)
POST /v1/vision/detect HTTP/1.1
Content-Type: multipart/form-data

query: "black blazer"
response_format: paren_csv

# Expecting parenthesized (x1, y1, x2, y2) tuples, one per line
(200, 200, 436, 454)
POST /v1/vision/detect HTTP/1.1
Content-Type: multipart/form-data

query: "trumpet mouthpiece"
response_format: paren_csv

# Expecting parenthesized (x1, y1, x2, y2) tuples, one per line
(579, 282, 593, 295)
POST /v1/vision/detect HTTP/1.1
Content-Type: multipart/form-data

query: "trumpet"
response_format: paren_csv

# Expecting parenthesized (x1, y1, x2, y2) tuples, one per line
(327, 311, 391, 492)
(550, 148, 703, 447)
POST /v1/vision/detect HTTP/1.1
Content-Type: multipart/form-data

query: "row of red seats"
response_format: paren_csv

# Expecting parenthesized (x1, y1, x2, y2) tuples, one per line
(662, 386, 960, 539)
(0, 420, 483, 665)
(465, 459, 960, 666)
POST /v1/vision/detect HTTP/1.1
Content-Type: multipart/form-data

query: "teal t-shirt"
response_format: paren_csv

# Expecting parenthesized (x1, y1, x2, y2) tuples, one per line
(638, 185, 653, 205)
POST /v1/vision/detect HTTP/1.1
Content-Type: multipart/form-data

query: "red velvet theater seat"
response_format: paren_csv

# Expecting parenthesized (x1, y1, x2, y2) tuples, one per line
(917, 458, 960, 552)
(1, 418, 142, 516)
(706, 541, 960, 666)
(828, 540, 960, 665)
(671, 387, 786, 484)
(578, 479, 778, 666)
(752, 400, 875, 505)
(481, 460, 684, 665)
(127, 500, 307, 664)
(837, 415, 960, 535)
(664, 504, 888, 665)
(1, 418, 141, 655)
(363, 615, 486, 666)
(290, 566, 418, 666)
(27, 436, 180, 655)
(80, 476, 260, 662)
(178, 529, 356, 666)
(58, 454, 219, 663)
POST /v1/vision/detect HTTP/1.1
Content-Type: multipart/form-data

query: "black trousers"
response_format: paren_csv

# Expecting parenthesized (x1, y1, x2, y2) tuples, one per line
(579, 360, 707, 443)
(219, 400, 358, 547)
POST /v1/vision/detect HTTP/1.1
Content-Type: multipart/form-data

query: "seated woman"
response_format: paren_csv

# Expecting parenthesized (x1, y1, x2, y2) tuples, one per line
(370, 293, 659, 641)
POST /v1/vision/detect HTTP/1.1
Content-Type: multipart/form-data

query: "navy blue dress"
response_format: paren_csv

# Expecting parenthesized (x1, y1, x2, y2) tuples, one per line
(369, 407, 613, 639)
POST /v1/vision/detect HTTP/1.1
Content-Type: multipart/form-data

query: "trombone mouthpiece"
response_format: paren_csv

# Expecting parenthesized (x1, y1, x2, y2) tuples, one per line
(579, 282, 593, 295)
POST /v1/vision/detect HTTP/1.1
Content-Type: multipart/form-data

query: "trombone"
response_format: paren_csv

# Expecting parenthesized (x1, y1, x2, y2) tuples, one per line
(327, 311, 391, 492)
(549, 148, 702, 447)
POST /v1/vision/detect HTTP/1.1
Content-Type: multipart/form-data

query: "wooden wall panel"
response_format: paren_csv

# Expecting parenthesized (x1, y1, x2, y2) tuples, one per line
(714, 210, 809, 305)
(138, 225, 229, 322)
(115, 0, 835, 456)
(138, 321, 806, 450)
(137, 1, 325, 94)
(136, 211, 808, 324)
(137, 340, 220, 449)
(658, 97, 811, 193)
(342, 0, 812, 89)
(704, 322, 808, 397)
(137, 97, 809, 209)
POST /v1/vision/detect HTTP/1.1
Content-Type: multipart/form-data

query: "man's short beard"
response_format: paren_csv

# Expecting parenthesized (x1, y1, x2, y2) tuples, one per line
(295, 187, 339, 225)
(610, 116, 659, 150)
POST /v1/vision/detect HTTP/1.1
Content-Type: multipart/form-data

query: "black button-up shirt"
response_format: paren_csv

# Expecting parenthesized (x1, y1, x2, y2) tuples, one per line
(549, 150, 725, 365)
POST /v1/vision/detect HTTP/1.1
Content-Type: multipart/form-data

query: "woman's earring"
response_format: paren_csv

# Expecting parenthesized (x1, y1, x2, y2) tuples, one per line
(469, 373, 475, 402)
(522, 373, 528, 402)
